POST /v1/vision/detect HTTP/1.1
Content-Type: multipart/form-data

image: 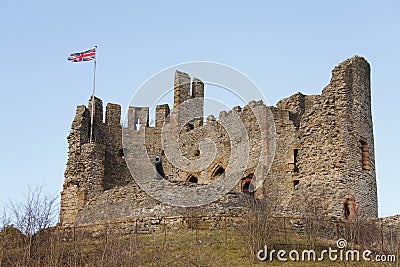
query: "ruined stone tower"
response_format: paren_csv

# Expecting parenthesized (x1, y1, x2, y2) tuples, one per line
(269, 56, 377, 218)
(60, 56, 377, 227)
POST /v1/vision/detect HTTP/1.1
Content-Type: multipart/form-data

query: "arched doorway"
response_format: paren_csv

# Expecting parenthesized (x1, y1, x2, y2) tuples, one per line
(342, 194, 357, 220)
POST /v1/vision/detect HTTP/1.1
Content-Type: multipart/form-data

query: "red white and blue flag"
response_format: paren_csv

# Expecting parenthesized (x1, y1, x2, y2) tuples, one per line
(67, 47, 96, 62)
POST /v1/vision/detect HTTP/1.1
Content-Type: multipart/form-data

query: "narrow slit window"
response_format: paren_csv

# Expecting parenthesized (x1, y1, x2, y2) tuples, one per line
(118, 148, 125, 159)
(343, 202, 350, 219)
(288, 147, 299, 173)
(294, 149, 299, 165)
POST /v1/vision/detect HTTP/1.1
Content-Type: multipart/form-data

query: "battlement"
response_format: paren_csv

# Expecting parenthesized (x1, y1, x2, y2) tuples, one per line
(105, 103, 121, 126)
(155, 104, 170, 129)
(127, 106, 149, 130)
(174, 70, 191, 107)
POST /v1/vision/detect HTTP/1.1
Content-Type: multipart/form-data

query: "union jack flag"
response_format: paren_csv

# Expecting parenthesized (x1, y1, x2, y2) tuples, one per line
(67, 47, 96, 62)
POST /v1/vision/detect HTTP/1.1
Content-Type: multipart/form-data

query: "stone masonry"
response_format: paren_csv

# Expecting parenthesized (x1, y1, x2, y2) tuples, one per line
(60, 56, 379, 227)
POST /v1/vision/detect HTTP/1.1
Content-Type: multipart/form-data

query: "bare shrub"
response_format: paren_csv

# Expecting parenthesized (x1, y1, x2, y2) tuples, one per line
(6, 185, 58, 237)
(89, 227, 143, 266)
(0, 185, 58, 266)
(238, 183, 282, 262)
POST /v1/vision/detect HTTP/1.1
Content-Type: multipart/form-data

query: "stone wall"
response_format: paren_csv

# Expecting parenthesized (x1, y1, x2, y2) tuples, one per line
(60, 56, 379, 227)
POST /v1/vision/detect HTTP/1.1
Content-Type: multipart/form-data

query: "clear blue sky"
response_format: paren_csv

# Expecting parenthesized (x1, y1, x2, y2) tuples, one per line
(0, 1, 399, 217)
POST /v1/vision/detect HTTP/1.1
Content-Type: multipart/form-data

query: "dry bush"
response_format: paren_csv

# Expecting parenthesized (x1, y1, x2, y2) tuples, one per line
(0, 185, 58, 266)
(237, 184, 283, 262)
(5, 185, 58, 237)
(1, 184, 399, 266)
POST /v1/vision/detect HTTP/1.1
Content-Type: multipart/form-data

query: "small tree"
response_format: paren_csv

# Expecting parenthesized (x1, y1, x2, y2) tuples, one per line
(0, 185, 58, 265)
(5, 185, 58, 236)
(0, 208, 10, 230)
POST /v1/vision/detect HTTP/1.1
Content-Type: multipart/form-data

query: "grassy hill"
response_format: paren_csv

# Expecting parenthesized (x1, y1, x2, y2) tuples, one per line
(1, 222, 397, 266)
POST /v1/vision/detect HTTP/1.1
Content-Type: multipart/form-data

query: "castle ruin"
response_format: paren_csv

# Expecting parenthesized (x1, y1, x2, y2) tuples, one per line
(60, 56, 378, 227)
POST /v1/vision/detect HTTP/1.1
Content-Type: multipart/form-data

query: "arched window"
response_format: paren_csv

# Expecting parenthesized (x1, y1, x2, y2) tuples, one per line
(212, 166, 225, 178)
(342, 194, 357, 220)
(187, 175, 198, 183)
(241, 174, 254, 196)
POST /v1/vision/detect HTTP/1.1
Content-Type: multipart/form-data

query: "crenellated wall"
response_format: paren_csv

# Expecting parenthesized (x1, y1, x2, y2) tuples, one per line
(60, 56, 379, 227)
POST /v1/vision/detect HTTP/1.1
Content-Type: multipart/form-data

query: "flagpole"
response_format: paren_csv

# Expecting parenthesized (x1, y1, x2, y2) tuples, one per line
(89, 46, 97, 143)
